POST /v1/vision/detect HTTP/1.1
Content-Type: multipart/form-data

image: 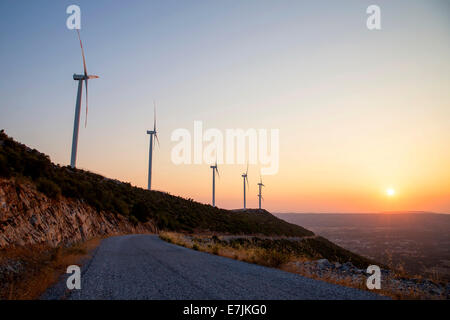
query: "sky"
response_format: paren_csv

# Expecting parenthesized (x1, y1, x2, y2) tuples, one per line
(1, 0, 449, 213)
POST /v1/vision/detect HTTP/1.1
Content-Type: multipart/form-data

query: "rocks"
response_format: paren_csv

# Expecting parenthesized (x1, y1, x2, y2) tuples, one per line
(342, 262, 355, 270)
(29, 214, 37, 226)
(288, 258, 448, 299)
(317, 259, 333, 269)
(0, 259, 25, 284)
(0, 179, 157, 249)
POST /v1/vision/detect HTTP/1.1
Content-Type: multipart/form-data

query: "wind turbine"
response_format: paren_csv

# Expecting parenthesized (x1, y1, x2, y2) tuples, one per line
(70, 30, 99, 168)
(147, 102, 160, 190)
(241, 164, 249, 209)
(257, 176, 265, 210)
(210, 161, 219, 207)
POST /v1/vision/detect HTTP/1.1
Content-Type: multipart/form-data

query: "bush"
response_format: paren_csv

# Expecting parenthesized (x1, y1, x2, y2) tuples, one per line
(113, 198, 129, 216)
(37, 178, 61, 199)
(23, 157, 49, 180)
(211, 245, 220, 255)
(0, 154, 11, 178)
(131, 201, 151, 222)
(254, 249, 291, 268)
(128, 215, 139, 226)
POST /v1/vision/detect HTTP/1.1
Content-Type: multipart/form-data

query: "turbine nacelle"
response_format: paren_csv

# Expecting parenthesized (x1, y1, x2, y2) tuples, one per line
(211, 163, 219, 177)
(73, 74, 99, 81)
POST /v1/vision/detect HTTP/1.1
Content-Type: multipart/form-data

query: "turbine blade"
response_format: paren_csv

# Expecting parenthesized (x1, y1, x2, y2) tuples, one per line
(153, 100, 157, 132)
(154, 133, 160, 148)
(76, 30, 88, 76)
(246, 162, 249, 175)
(216, 167, 220, 178)
(84, 79, 88, 127)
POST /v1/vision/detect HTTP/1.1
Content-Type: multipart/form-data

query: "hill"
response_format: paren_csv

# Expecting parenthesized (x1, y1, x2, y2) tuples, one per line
(0, 131, 384, 299)
(0, 130, 312, 237)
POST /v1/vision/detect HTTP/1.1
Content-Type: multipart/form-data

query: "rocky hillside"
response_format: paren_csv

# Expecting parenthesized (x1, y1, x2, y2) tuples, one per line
(0, 178, 156, 249)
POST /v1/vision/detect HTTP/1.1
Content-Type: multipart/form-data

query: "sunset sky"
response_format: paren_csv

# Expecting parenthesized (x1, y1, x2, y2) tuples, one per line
(1, 0, 449, 213)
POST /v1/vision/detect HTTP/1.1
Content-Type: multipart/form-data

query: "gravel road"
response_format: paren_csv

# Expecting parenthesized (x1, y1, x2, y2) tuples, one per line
(42, 234, 386, 300)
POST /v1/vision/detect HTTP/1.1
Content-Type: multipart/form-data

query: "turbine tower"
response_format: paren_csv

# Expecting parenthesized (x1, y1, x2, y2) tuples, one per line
(70, 30, 99, 168)
(210, 161, 219, 207)
(146, 102, 159, 190)
(242, 164, 249, 209)
(257, 176, 265, 210)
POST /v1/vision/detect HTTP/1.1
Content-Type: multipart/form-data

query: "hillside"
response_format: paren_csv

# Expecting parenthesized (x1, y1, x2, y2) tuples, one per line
(0, 130, 313, 239)
(1, 131, 385, 300)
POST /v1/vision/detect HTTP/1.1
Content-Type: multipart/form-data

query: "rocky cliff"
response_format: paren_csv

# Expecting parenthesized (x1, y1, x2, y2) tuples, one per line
(0, 178, 156, 249)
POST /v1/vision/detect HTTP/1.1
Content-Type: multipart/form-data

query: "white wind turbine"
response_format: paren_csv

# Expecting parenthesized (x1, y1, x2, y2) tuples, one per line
(257, 175, 265, 210)
(241, 163, 249, 209)
(210, 161, 219, 207)
(70, 30, 99, 168)
(146, 102, 160, 190)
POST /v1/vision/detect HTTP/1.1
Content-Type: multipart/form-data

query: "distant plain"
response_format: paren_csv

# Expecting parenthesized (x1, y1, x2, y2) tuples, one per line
(276, 213, 450, 281)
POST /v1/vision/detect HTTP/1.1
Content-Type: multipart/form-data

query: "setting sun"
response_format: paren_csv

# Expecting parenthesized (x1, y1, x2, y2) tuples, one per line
(386, 188, 396, 197)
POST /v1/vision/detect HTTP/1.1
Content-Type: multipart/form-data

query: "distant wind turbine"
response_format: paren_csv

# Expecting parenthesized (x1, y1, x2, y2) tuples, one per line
(210, 161, 219, 207)
(70, 30, 99, 168)
(242, 164, 249, 209)
(147, 102, 160, 190)
(257, 176, 265, 210)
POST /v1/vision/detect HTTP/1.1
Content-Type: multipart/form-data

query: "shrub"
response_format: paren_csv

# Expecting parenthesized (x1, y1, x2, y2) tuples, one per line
(211, 245, 220, 255)
(113, 198, 129, 216)
(128, 215, 139, 226)
(131, 202, 151, 222)
(37, 178, 61, 199)
(254, 249, 292, 268)
(0, 154, 11, 178)
(23, 157, 49, 180)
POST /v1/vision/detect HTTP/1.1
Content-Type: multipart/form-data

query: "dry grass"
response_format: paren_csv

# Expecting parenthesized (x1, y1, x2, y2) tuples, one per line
(160, 232, 293, 269)
(0, 238, 101, 300)
(159, 232, 447, 300)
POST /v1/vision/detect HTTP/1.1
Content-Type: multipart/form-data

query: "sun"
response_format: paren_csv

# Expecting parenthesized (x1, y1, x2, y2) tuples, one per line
(386, 188, 396, 196)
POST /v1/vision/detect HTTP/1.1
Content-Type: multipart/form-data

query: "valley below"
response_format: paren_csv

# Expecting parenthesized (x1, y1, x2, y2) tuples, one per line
(276, 213, 450, 282)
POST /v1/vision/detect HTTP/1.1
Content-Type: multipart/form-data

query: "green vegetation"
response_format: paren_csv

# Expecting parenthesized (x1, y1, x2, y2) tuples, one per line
(0, 130, 313, 237)
(212, 236, 376, 268)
